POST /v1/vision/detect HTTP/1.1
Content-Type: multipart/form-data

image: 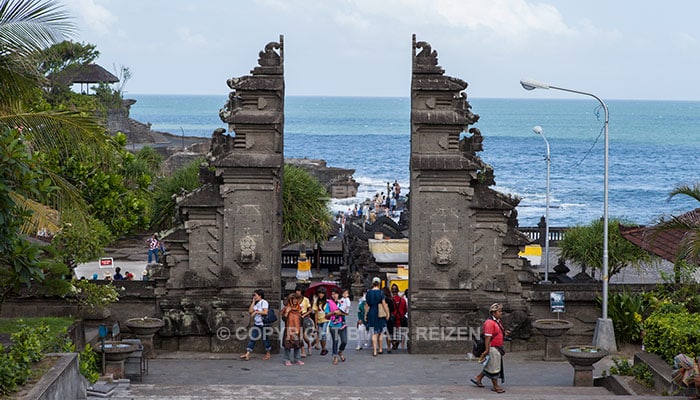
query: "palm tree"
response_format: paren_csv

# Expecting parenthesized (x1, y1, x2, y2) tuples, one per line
(656, 183, 700, 265)
(0, 0, 112, 235)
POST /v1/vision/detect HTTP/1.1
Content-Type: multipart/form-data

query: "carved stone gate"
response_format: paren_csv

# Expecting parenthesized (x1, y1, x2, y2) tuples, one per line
(158, 35, 534, 353)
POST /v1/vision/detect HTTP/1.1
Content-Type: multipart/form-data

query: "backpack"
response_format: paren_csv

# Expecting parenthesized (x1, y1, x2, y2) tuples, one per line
(262, 307, 277, 325)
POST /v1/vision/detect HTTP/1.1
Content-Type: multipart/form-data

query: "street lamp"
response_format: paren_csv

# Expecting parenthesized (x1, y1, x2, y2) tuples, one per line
(520, 79, 616, 353)
(532, 125, 550, 283)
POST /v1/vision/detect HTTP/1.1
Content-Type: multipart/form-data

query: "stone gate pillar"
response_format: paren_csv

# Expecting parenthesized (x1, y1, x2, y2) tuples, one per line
(215, 35, 285, 350)
(408, 35, 526, 353)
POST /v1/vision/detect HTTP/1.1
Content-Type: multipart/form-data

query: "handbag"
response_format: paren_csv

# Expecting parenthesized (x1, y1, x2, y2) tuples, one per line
(378, 301, 387, 318)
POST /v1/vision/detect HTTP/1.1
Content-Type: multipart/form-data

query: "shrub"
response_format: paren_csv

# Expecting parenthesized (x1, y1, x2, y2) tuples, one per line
(643, 307, 700, 363)
(607, 357, 655, 388)
(602, 290, 646, 344)
(78, 344, 100, 383)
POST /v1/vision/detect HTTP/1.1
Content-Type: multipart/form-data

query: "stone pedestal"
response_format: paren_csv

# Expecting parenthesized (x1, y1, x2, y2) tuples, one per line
(561, 345, 608, 386)
(532, 319, 573, 361)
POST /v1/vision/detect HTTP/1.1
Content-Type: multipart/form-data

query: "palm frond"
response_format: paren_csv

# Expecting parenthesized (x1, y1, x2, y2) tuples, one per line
(0, 0, 74, 57)
(0, 110, 111, 163)
(668, 183, 700, 203)
(10, 191, 60, 235)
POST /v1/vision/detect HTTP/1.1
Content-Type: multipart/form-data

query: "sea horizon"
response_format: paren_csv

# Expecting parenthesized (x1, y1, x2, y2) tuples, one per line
(127, 94, 700, 227)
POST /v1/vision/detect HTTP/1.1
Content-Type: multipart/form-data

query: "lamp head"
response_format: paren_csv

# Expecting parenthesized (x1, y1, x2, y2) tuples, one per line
(533, 125, 543, 135)
(520, 79, 550, 91)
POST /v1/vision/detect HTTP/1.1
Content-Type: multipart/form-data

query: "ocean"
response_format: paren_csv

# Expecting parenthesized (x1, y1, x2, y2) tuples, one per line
(128, 94, 700, 227)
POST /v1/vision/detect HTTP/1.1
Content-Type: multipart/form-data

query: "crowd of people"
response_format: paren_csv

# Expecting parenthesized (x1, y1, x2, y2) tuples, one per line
(336, 180, 405, 228)
(240, 279, 410, 366)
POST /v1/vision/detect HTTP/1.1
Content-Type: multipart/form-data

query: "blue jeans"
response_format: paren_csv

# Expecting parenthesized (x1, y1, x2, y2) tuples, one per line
(246, 325, 271, 353)
(148, 249, 159, 263)
(284, 347, 301, 362)
(329, 326, 347, 355)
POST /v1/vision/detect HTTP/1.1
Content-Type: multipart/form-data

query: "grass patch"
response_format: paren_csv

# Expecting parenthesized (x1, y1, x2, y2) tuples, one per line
(0, 317, 75, 335)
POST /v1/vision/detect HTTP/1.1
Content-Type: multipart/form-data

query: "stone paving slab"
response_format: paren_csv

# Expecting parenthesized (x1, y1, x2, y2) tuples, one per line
(106, 350, 686, 400)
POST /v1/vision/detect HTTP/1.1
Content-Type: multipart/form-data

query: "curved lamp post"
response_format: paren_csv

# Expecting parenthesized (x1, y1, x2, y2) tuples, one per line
(533, 125, 550, 283)
(520, 79, 616, 353)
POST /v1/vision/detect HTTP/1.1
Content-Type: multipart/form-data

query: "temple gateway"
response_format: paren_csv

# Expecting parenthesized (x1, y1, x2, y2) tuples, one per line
(157, 35, 546, 354)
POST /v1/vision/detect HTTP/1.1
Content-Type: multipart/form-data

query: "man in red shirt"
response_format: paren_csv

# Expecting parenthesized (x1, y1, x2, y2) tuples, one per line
(471, 303, 509, 393)
(390, 284, 408, 350)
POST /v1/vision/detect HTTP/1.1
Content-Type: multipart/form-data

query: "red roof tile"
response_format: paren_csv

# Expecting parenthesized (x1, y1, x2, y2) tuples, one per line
(620, 208, 700, 262)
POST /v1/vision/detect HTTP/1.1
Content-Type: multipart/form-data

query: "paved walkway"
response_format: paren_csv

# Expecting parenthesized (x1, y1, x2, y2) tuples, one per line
(107, 349, 683, 399)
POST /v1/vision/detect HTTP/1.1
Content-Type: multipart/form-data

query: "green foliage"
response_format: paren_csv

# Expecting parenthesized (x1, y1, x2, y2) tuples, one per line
(50, 209, 112, 264)
(643, 307, 700, 363)
(0, 319, 100, 394)
(37, 40, 99, 76)
(67, 279, 120, 310)
(0, 321, 73, 395)
(645, 284, 700, 314)
(149, 157, 204, 230)
(282, 164, 332, 245)
(607, 357, 655, 388)
(78, 344, 99, 383)
(560, 218, 653, 278)
(602, 290, 646, 344)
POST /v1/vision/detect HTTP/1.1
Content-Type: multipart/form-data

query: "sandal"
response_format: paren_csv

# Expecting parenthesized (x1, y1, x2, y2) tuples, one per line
(239, 354, 250, 361)
(470, 378, 484, 388)
(339, 352, 346, 362)
(284, 360, 292, 366)
(262, 353, 271, 360)
(320, 349, 328, 356)
(372, 350, 377, 357)
(491, 388, 506, 393)
(333, 356, 338, 365)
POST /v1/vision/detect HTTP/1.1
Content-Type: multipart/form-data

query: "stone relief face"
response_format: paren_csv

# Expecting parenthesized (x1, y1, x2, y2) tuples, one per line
(434, 237, 453, 266)
(240, 235, 256, 263)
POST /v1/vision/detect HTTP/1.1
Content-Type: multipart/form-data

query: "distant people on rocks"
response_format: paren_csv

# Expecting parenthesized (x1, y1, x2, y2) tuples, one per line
(146, 234, 160, 263)
(113, 267, 124, 280)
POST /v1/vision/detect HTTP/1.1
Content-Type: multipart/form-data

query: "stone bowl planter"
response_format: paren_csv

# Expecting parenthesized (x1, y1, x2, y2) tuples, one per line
(125, 317, 164, 336)
(93, 341, 139, 362)
(561, 345, 609, 366)
(532, 319, 573, 337)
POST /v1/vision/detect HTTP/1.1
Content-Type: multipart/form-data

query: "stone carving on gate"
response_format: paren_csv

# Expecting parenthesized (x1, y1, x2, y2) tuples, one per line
(433, 237, 454, 269)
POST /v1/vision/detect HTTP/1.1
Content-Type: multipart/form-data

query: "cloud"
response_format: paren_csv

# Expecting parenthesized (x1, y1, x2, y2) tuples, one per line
(62, 0, 117, 36)
(177, 27, 208, 46)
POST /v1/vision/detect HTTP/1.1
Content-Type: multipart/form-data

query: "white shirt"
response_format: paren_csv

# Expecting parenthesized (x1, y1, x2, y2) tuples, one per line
(339, 297, 351, 314)
(253, 299, 269, 326)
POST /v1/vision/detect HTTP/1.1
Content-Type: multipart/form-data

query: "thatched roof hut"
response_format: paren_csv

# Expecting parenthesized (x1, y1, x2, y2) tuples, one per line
(48, 63, 119, 93)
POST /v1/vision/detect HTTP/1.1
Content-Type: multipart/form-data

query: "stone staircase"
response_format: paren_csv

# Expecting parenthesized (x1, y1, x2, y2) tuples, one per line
(111, 384, 678, 399)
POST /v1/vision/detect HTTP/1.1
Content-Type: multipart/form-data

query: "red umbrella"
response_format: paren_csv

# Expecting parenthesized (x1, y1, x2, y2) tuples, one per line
(304, 281, 340, 299)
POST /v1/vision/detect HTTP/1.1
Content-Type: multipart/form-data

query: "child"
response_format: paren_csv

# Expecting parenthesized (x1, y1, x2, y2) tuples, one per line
(355, 289, 369, 350)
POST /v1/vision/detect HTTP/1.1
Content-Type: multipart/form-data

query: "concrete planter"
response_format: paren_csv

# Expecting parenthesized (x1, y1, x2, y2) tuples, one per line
(561, 345, 609, 386)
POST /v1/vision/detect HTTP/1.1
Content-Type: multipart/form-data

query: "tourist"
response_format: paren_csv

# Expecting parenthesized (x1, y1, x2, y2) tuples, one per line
(390, 284, 408, 350)
(365, 277, 388, 357)
(125, 271, 134, 280)
(113, 267, 124, 280)
(382, 286, 395, 353)
(294, 285, 313, 357)
(355, 289, 369, 350)
(327, 288, 348, 364)
(240, 289, 272, 361)
(281, 293, 304, 366)
(312, 287, 329, 356)
(471, 303, 509, 393)
(103, 272, 112, 281)
(146, 234, 160, 264)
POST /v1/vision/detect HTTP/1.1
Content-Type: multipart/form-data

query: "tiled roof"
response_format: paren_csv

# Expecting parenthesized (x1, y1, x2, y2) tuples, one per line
(620, 208, 700, 262)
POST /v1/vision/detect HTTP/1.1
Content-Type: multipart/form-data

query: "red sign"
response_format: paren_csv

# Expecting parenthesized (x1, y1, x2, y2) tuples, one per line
(99, 258, 114, 268)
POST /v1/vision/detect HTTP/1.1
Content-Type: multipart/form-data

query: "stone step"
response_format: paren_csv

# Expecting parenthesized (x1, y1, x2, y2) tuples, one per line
(111, 384, 678, 399)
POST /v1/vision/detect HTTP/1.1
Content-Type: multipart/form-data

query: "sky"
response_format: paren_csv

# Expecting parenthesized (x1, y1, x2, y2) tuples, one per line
(59, 0, 700, 100)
